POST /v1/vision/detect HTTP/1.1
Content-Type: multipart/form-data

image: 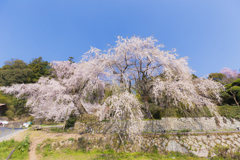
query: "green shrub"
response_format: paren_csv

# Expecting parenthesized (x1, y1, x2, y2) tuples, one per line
(149, 102, 213, 118)
(213, 145, 240, 159)
(68, 138, 75, 141)
(218, 105, 240, 119)
(180, 129, 191, 132)
(29, 116, 34, 122)
(222, 78, 240, 105)
(227, 86, 240, 93)
(237, 92, 240, 101)
(225, 83, 232, 89)
(232, 78, 240, 86)
(5, 109, 14, 120)
(0, 92, 28, 119)
(149, 103, 162, 119)
(221, 92, 231, 100)
(65, 111, 77, 129)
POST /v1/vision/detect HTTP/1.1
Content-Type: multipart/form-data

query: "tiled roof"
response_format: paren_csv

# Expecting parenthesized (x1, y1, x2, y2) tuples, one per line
(0, 104, 6, 107)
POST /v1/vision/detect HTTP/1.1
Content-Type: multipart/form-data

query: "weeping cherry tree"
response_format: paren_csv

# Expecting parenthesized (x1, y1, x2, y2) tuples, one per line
(87, 36, 225, 118)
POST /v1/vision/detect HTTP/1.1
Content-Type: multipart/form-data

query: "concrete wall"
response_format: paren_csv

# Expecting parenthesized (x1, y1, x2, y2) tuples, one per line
(143, 117, 240, 132)
(4, 121, 27, 128)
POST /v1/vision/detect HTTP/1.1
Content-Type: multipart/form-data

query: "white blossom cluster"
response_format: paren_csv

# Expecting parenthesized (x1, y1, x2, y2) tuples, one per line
(0, 60, 106, 121)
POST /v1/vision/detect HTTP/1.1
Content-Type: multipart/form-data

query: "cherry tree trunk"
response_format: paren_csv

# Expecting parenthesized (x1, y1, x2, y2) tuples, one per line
(144, 96, 152, 119)
(63, 108, 69, 130)
(76, 101, 88, 115)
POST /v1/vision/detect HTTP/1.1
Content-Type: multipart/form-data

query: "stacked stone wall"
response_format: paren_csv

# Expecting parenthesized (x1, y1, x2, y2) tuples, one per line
(74, 117, 240, 134)
(45, 133, 240, 158)
(141, 133, 240, 157)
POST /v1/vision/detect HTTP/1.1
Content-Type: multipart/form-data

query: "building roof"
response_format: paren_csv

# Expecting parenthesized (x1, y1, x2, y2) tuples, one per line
(0, 104, 6, 107)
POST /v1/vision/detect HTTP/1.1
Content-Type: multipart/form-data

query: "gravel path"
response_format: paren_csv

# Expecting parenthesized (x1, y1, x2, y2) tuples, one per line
(0, 127, 26, 142)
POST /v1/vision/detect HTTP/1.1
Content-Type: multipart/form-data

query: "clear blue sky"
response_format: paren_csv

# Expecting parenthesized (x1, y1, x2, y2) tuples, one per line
(0, 0, 239, 77)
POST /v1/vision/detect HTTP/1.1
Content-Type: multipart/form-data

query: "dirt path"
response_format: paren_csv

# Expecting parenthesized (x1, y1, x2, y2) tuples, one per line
(14, 129, 98, 160)
(29, 137, 45, 160)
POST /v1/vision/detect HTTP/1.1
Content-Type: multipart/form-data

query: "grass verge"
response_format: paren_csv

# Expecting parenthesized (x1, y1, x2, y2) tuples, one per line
(0, 135, 30, 160)
(37, 148, 208, 160)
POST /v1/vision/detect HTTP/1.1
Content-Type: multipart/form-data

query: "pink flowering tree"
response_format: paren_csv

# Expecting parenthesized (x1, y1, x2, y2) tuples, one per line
(220, 67, 240, 84)
(87, 36, 225, 118)
(220, 67, 239, 78)
(0, 59, 106, 121)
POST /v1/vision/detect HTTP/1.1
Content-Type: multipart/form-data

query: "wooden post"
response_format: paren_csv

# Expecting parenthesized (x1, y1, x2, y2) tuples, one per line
(6, 149, 15, 160)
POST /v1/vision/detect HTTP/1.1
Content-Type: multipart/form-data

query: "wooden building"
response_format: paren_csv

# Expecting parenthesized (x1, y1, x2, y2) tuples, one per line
(0, 104, 7, 117)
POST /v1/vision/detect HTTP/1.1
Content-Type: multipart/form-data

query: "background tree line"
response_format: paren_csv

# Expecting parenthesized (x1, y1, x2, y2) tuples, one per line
(208, 71, 240, 106)
(0, 57, 51, 119)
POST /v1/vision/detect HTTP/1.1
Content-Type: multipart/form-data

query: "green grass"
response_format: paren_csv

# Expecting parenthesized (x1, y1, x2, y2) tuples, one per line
(49, 127, 72, 133)
(50, 127, 64, 132)
(0, 135, 30, 160)
(41, 123, 63, 126)
(37, 139, 206, 160)
(38, 148, 207, 160)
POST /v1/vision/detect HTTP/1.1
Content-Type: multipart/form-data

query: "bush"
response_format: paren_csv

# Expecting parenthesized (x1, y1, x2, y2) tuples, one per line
(232, 78, 240, 86)
(222, 78, 240, 105)
(149, 103, 213, 119)
(218, 105, 240, 119)
(213, 145, 240, 159)
(6, 110, 14, 120)
(225, 83, 232, 89)
(149, 103, 162, 119)
(29, 116, 34, 122)
(180, 129, 191, 132)
(227, 86, 240, 94)
(237, 92, 240, 101)
(0, 92, 28, 119)
(65, 111, 77, 129)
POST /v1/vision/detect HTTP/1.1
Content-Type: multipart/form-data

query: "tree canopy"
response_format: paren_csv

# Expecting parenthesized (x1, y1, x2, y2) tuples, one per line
(221, 78, 240, 106)
(0, 59, 32, 86)
(208, 73, 227, 83)
(0, 57, 51, 86)
(28, 57, 50, 83)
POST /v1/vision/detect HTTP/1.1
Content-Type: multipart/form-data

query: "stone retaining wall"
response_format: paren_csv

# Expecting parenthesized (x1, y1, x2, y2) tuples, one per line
(141, 133, 240, 157)
(46, 132, 240, 158)
(72, 117, 240, 157)
(74, 117, 240, 134)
